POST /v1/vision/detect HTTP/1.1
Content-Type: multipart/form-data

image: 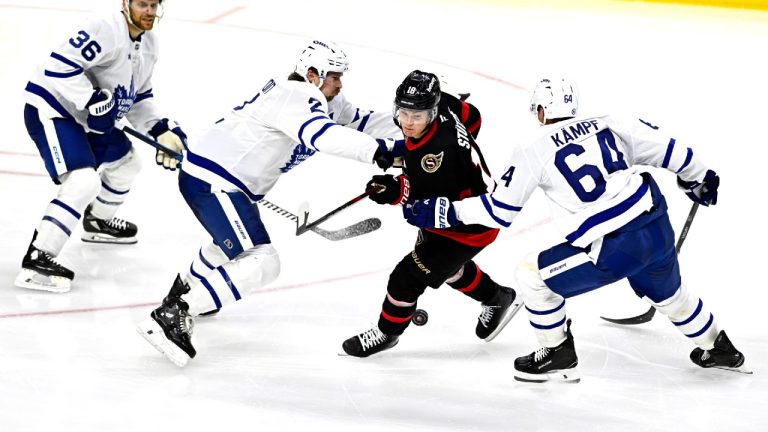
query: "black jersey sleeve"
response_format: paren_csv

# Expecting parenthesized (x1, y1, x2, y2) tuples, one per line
(441, 91, 482, 138)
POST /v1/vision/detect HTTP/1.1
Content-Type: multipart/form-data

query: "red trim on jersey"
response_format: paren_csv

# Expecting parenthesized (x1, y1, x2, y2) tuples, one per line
(426, 227, 500, 247)
(405, 121, 438, 151)
(457, 263, 482, 293)
(381, 310, 413, 324)
(460, 100, 470, 123)
(458, 188, 473, 200)
(467, 119, 481, 135)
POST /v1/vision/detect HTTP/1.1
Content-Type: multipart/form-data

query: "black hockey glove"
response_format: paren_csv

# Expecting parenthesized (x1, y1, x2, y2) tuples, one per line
(367, 174, 410, 205)
(373, 139, 396, 170)
(86, 88, 118, 134)
(677, 169, 719, 206)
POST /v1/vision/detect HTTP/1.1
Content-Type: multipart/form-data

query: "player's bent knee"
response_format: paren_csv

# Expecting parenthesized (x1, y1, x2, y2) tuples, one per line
(59, 168, 102, 207)
(234, 244, 281, 291)
(103, 146, 142, 182)
(652, 284, 696, 321)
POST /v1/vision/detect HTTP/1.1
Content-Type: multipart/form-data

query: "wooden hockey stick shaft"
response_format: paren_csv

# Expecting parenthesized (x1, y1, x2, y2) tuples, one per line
(600, 202, 700, 325)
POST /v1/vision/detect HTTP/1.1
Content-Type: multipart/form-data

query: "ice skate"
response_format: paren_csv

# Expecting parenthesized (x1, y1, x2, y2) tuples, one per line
(341, 326, 399, 357)
(476, 285, 522, 341)
(690, 330, 752, 374)
(514, 319, 580, 383)
(81, 205, 138, 244)
(137, 276, 196, 367)
(14, 231, 74, 293)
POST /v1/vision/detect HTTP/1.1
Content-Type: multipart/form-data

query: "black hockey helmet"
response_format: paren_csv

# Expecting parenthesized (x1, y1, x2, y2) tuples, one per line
(393, 70, 441, 126)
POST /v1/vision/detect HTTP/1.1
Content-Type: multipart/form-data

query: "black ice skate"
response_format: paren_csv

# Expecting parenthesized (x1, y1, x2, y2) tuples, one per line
(690, 330, 752, 374)
(514, 319, 580, 383)
(137, 276, 196, 367)
(341, 326, 399, 358)
(476, 285, 523, 341)
(81, 205, 138, 244)
(14, 231, 74, 293)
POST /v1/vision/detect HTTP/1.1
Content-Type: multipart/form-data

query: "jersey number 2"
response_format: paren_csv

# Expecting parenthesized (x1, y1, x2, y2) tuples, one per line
(554, 129, 628, 202)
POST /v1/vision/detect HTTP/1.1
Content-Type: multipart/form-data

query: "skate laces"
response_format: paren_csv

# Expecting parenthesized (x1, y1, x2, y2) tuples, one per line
(33, 249, 67, 270)
(533, 347, 551, 363)
(105, 217, 128, 230)
(359, 327, 386, 350)
(479, 305, 498, 327)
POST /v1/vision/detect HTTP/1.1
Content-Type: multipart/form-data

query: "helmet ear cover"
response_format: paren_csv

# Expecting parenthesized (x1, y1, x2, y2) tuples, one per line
(392, 70, 441, 126)
(529, 78, 579, 124)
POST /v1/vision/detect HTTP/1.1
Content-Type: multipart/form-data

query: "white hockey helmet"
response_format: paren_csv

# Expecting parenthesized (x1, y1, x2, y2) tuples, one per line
(529, 78, 578, 125)
(294, 40, 350, 86)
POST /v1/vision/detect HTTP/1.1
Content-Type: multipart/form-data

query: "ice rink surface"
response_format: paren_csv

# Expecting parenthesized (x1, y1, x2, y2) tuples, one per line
(1, 1, 767, 431)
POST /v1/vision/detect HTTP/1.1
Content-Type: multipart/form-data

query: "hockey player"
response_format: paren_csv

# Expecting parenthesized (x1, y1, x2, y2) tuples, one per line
(16, 0, 186, 293)
(341, 70, 522, 358)
(136, 40, 399, 367)
(403, 78, 750, 381)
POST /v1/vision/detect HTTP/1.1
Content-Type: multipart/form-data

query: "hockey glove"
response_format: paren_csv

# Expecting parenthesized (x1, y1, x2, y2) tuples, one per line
(403, 197, 460, 229)
(86, 88, 118, 134)
(677, 169, 719, 206)
(149, 118, 187, 171)
(373, 139, 396, 170)
(367, 174, 410, 205)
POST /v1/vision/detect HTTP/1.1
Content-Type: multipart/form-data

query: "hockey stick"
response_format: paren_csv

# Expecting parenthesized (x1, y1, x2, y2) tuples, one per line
(119, 124, 183, 161)
(600, 202, 700, 325)
(296, 187, 381, 236)
(258, 198, 381, 241)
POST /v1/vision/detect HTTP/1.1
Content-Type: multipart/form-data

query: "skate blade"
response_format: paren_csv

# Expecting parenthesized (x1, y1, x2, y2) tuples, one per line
(714, 363, 753, 375)
(81, 233, 137, 244)
(514, 368, 581, 384)
(136, 319, 190, 367)
(484, 299, 524, 342)
(14, 269, 71, 293)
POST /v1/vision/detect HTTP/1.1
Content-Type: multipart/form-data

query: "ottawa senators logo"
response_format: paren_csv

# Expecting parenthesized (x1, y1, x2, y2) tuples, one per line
(421, 152, 444, 173)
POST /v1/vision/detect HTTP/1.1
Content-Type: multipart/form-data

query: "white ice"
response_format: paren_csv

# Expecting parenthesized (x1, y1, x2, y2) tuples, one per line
(1, 1, 767, 431)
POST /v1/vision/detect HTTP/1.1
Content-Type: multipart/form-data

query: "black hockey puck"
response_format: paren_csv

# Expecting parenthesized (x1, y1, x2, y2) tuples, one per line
(412, 308, 428, 326)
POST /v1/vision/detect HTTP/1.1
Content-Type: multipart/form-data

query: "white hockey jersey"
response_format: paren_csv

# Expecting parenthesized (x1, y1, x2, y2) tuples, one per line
(453, 115, 709, 248)
(24, 10, 163, 133)
(327, 93, 402, 139)
(182, 78, 383, 201)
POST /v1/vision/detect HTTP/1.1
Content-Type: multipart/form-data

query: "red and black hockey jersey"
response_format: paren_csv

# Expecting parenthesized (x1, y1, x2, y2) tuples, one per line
(401, 92, 498, 247)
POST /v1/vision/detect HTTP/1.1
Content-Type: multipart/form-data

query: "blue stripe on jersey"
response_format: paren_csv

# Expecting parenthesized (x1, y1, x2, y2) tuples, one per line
(675, 148, 693, 174)
(298, 115, 327, 149)
(44, 52, 84, 78)
(25, 82, 73, 119)
(565, 180, 649, 244)
(309, 122, 337, 151)
(356, 113, 371, 132)
(51, 199, 81, 219)
(186, 151, 264, 202)
(530, 316, 566, 330)
(101, 180, 129, 195)
(42, 216, 72, 236)
(525, 300, 565, 315)
(217, 267, 241, 300)
(481, 194, 511, 227)
(352, 109, 360, 123)
(661, 138, 676, 169)
(134, 89, 153, 104)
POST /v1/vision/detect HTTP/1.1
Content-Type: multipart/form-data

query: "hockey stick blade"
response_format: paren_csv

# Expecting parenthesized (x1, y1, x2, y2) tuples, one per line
(295, 191, 372, 236)
(310, 217, 381, 241)
(258, 199, 380, 241)
(600, 203, 699, 326)
(600, 306, 656, 325)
